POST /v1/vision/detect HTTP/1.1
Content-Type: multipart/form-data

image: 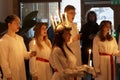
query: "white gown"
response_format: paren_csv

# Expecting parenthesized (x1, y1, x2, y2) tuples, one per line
(50, 44, 85, 80)
(29, 39, 52, 80)
(0, 34, 29, 80)
(93, 35, 120, 80)
(67, 22, 82, 66)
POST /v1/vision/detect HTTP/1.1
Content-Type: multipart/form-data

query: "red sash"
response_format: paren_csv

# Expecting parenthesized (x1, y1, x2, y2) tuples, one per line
(36, 57, 49, 62)
(99, 53, 114, 80)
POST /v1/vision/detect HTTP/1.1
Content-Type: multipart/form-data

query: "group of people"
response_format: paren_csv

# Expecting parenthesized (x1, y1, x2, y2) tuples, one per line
(0, 4, 120, 80)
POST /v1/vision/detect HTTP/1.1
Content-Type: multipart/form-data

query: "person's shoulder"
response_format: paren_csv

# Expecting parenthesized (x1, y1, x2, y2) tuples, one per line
(16, 34, 23, 39)
(94, 34, 100, 40)
(52, 46, 62, 55)
(53, 46, 61, 52)
(0, 34, 9, 41)
(0, 35, 8, 46)
(29, 38, 35, 45)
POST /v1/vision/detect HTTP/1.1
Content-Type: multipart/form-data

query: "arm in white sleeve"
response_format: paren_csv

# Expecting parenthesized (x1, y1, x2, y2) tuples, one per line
(29, 39, 37, 77)
(112, 36, 120, 56)
(0, 41, 12, 78)
(93, 36, 100, 73)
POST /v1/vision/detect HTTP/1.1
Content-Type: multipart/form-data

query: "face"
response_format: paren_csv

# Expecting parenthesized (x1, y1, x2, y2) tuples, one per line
(103, 23, 111, 35)
(67, 10, 76, 22)
(8, 17, 20, 33)
(62, 30, 71, 43)
(89, 13, 96, 22)
(40, 25, 47, 37)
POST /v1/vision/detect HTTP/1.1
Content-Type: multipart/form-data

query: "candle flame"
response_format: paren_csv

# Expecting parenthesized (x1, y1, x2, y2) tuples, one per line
(89, 49, 92, 54)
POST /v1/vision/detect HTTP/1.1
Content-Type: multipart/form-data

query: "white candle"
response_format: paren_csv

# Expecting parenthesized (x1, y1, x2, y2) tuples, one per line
(56, 9, 61, 23)
(89, 49, 92, 54)
(60, 13, 63, 23)
(64, 12, 69, 26)
(54, 15, 58, 27)
(50, 16, 56, 30)
(88, 49, 92, 66)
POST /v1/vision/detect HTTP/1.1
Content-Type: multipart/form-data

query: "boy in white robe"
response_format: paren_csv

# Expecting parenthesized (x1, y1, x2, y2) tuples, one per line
(0, 15, 35, 80)
(64, 4, 82, 68)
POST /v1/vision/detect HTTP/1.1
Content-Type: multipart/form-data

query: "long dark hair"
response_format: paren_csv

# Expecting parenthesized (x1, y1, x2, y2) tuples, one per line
(98, 20, 113, 41)
(53, 27, 71, 57)
(86, 11, 97, 23)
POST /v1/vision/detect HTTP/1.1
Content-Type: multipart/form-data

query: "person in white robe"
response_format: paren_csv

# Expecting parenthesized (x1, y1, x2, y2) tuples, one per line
(49, 25, 79, 80)
(64, 5, 82, 69)
(29, 22, 52, 80)
(0, 15, 36, 80)
(93, 20, 120, 80)
(49, 25, 96, 80)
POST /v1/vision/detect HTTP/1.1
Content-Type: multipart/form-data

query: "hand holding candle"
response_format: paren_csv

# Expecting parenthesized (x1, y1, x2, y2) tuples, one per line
(30, 40, 37, 57)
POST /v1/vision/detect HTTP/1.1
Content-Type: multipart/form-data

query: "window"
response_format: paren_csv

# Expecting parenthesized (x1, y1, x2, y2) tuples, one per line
(90, 7, 114, 34)
(20, 0, 81, 37)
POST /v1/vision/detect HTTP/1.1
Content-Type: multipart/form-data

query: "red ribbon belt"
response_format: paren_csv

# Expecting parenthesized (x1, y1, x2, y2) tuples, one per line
(36, 57, 49, 62)
(99, 53, 114, 80)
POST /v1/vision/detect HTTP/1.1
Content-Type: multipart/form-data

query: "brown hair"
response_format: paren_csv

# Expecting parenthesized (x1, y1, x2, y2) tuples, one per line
(53, 26, 72, 57)
(5, 15, 19, 24)
(98, 20, 113, 41)
(64, 5, 75, 12)
(34, 22, 51, 49)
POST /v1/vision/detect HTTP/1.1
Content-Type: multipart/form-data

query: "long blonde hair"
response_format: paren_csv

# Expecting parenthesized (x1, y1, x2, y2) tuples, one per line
(34, 22, 51, 49)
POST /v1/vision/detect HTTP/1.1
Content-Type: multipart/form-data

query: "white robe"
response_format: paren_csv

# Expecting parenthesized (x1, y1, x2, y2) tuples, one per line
(67, 22, 82, 66)
(49, 44, 82, 80)
(29, 39, 52, 80)
(93, 35, 120, 80)
(0, 34, 29, 80)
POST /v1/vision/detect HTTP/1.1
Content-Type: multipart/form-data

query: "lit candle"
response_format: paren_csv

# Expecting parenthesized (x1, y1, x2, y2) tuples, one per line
(89, 49, 92, 54)
(60, 13, 64, 22)
(56, 9, 61, 23)
(50, 16, 56, 30)
(54, 15, 58, 27)
(88, 49, 92, 66)
(64, 12, 69, 26)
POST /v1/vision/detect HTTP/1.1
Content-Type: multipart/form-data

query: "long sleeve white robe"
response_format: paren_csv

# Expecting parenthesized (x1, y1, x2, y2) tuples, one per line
(0, 34, 29, 80)
(29, 39, 52, 80)
(50, 43, 83, 80)
(67, 22, 82, 66)
(93, 35, 120, 80)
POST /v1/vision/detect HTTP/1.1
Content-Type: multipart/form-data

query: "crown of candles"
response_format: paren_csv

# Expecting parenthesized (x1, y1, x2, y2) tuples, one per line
(50, 12, 68, 31)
